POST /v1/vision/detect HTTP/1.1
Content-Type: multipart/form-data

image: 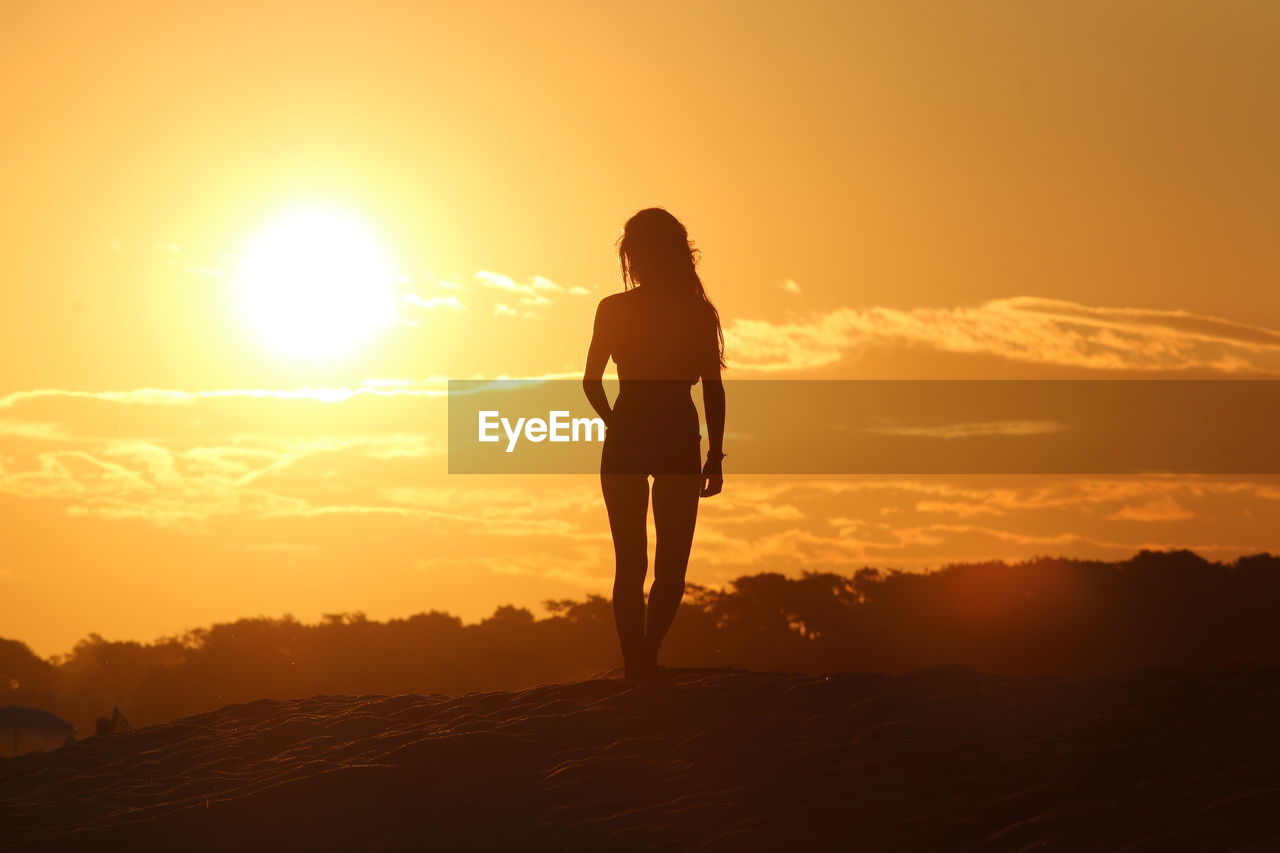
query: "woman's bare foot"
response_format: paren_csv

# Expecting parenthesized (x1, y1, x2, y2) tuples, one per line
(621, 650, 649, 680)
(623, 643, 662, 681)
(647, 664, 676, 681)
(623, 661, 652, 681)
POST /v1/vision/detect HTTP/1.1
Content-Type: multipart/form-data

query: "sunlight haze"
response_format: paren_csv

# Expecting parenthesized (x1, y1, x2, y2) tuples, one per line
(2, 0, 1278, 657)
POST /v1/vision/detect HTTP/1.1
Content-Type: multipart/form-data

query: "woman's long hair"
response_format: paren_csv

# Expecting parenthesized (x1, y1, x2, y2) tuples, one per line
(617, 207, 726, 367)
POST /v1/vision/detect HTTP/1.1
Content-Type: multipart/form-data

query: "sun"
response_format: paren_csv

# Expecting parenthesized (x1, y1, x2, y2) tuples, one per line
(235, 205, 398, 359)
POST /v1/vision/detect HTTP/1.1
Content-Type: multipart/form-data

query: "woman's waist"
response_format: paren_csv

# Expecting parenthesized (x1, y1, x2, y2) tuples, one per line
(615, 379, 696, 402)
(612, 391, 697, 415)
(608, 398, 699, 433)
(614, 379, 699, 393)
(605, 421, 701, 444)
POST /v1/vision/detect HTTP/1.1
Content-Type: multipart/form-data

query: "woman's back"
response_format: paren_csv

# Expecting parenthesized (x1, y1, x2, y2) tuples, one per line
(600, 287, 718, 383)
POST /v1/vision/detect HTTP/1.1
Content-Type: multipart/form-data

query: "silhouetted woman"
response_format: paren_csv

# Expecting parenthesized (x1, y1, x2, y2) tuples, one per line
(583, 208, 726, 681)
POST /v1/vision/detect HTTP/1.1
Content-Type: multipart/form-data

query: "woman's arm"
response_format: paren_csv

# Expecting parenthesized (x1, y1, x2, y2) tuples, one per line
(582, 300, 613, 425)
(699, 326, 725, 498)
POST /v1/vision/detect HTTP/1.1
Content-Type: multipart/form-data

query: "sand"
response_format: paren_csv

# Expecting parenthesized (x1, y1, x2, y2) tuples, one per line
(2, 666, 1279, 851)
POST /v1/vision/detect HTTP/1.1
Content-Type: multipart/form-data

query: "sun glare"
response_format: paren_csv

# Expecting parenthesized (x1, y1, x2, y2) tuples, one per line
(235, 206, 398, 359)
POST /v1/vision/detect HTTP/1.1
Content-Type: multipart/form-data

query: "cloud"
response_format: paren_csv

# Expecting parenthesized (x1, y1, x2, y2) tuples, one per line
(783, 279, 802, 294)
(0, 385, 455, 529)
(419, 552, 610, 589)
(4, 374, 1280, 591)
(381, 484, 601, 538)
(476, 272, 560, 302)
(402, 293, 465, 311)
(1106, 497, 1196, 522)
(695, 511, 1259, 574)
(0, 385, 446, 410)
(681, 476, 1280, 575)
(0, 418, 68, 440)
(475, 271, 563, 296)
(724, 297, 1280, 374)
(782, 477, 1280, 513)
(914, 500, 1006, 517)
(0, 375, 605, 419)
(473, 272, 582, 311)
(863, 420, 1068, 439)
(0, 428, 450, 528)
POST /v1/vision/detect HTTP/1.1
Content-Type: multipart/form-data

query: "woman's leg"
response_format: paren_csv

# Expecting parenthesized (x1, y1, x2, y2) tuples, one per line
(601, 473, 650, 677)
(645, 473, 701, 670)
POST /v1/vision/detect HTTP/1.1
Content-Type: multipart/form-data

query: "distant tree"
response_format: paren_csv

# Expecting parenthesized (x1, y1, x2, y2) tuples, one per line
(6, 550, 1279, 730)
(0, 638, 55, 694)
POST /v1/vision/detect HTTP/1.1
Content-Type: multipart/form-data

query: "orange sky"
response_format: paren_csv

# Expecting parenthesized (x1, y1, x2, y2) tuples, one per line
(3, 0, 1279, 657)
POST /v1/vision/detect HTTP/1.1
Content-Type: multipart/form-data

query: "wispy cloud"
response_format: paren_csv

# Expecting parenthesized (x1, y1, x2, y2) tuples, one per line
(402, 293, 465, 311)
(0, 384, 447, 410)
(725, 297, 1280, 374)
(863, 420, 1067, 439)
(0, 430, 449, 528)
(686, 476, 1280, 575)
(0, 418, 69, 440)
(474, 272, 590, 311)
(475, 271, 563, 295)
(1106, 497, 1195, 522)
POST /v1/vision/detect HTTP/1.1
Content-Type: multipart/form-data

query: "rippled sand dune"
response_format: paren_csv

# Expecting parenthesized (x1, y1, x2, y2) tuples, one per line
(3, 666, 1279, 851)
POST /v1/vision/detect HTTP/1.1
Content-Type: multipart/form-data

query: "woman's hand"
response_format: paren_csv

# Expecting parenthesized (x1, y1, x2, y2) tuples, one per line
(700, 454, 723, 498)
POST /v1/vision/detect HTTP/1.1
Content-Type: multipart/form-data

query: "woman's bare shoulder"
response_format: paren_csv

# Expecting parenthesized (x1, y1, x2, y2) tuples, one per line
(597, 289, 645, 315)
(598, 290, 632, 309)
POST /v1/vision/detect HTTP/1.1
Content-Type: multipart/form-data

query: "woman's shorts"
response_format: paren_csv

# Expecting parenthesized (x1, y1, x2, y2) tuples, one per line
(600, 425, 702, 476)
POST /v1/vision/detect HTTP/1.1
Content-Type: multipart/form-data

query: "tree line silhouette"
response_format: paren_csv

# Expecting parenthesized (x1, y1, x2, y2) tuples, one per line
(4, 549, 1279, 732)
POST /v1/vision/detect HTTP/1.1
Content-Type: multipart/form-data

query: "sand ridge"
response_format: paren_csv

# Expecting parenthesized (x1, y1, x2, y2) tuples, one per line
(2, 666, 1279, 851)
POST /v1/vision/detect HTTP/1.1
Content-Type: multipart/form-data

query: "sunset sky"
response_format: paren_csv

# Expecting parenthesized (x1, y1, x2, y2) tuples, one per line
(3, 0, 1279, 657)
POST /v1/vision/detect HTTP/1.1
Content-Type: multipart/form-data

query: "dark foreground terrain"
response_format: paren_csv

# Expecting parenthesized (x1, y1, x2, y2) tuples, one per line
(3, 666, 1279, 851)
